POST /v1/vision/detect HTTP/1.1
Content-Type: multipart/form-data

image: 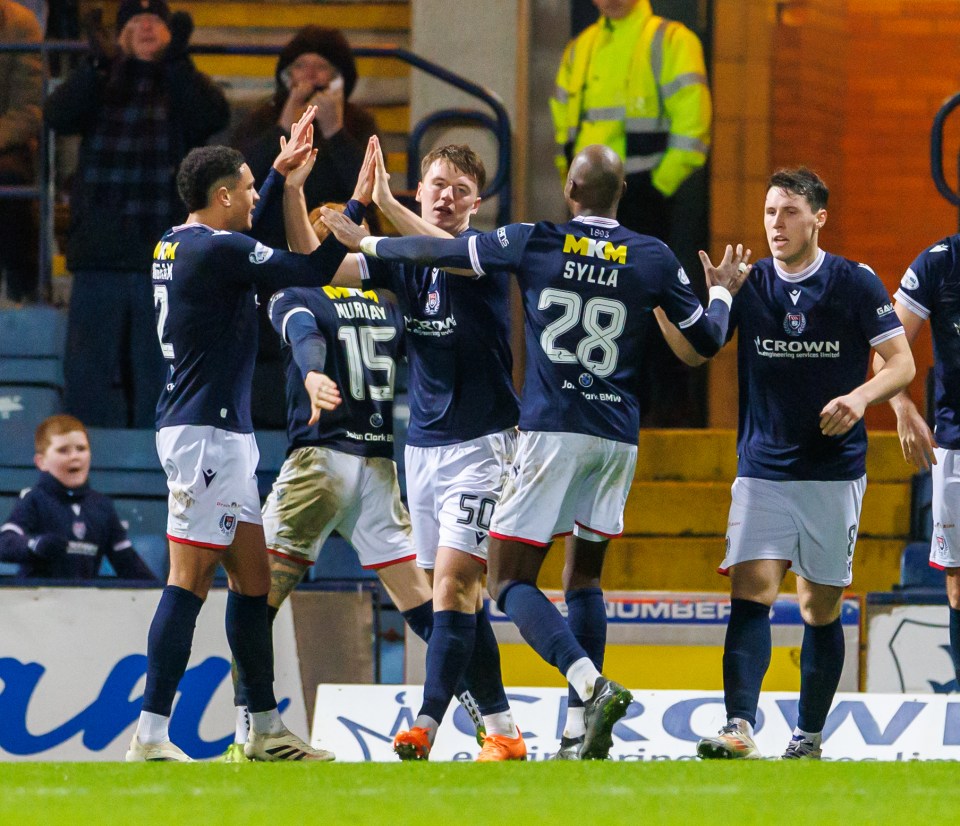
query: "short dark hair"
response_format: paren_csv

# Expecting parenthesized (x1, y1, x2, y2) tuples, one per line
(767, 167, 828, 211)
(420, 144, 486, 192)
(176, 146, 246, 212)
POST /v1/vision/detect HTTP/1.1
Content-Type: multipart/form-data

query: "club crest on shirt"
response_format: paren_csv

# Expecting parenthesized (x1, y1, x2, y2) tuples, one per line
(249, 242, 274, 264)
(783, 311, 807, 336)
(425, 289, 441, 315)
(72, 521, 86, 540)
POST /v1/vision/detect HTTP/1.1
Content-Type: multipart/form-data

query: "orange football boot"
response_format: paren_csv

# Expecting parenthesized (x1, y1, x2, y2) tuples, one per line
(393, 726, 432, 761)
(476, 727, 527, 762)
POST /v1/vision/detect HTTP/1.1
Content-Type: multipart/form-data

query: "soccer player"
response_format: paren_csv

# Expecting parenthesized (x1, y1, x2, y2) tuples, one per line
(285, 138, 525, 761)
(657, 167, 914, 760)
(321, 143, 749, 759)
(874, 235, 960, 692)
(127, 110, 350, 762)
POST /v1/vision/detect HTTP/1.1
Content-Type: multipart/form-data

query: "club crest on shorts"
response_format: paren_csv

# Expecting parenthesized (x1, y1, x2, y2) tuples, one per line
(219, 513, 236, 533)
(783, 311, 807, 336)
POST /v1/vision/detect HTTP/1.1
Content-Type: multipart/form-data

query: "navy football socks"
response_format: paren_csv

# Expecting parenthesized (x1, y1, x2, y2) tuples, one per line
(950, 606, 960, 689)
(418, 610, 477, 724)
(226, 590, 276, 713)
(142, 585, 204, 716)
(463, 606, 510, 715)
(498, 580, 587, 675)
(797, 616, 845, 733)
(564, 587, 607, 710)
(722, 598, 772, 727)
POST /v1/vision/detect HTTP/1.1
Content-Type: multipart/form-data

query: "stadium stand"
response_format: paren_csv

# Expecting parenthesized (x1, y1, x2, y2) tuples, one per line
(0, 306, 67, 392)
(898, 541, 945, 591)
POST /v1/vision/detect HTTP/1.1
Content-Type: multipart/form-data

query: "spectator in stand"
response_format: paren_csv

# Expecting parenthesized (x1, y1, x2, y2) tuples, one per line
(0, 0, 42, 304)
(233, 25, 377, 429)
(0, 414, 156, 580)
(44, 0, 229, 428)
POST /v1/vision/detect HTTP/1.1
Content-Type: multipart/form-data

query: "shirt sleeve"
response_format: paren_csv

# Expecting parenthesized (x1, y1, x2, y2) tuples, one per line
(0, 491, 41, 564)
(268, 288, 329, 379)
(370, 223, 531, 274)
(857, 263, 904, 346)
(894, 241, 952, 321)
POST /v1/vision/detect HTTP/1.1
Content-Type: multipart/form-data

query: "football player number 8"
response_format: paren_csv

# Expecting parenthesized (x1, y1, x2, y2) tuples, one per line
(338, 326, 396, 401)
(538, 288, 626, 378)
(153, 285, 175, 359)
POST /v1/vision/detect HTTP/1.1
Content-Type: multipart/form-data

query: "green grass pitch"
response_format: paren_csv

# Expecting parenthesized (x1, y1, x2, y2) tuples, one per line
(1, 762, 958, 825)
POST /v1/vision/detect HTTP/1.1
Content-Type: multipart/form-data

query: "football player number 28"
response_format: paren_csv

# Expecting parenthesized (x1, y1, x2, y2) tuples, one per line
(538, 288, 626, 378)
(338, 326, 397, 401)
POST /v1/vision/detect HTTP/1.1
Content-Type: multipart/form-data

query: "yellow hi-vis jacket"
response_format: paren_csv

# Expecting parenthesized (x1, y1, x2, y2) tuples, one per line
(550, 0, 711, 197)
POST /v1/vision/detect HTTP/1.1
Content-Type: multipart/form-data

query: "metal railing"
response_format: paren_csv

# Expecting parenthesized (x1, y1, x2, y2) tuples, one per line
(0, 40, 513, 293)
(931, 91, 960, 230)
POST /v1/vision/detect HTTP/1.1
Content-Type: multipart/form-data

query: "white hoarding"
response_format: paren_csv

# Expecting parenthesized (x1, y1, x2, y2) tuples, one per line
(0, 587, 306, 760)
(866, 604, 956, 693)
(312, 685, 960, 762)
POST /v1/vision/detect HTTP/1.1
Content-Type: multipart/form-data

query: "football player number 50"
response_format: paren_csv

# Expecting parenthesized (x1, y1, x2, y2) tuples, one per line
(153, 285, 175, 359)
(538, 288, 626, 377)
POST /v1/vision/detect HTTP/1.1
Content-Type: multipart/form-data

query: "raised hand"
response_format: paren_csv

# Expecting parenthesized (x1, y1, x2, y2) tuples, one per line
(371, 135, 393, 207)
(274, 106, 318, 179)
(319, 206, 370, 251)
(351, 136, 377, 205)
(698, 243, 752, 296)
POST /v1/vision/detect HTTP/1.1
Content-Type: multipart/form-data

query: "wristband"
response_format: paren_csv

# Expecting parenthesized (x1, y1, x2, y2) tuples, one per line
(708, 285, 733, 310)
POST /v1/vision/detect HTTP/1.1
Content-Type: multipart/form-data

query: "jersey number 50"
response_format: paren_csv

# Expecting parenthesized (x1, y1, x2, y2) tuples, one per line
(538, 287, 626, 378)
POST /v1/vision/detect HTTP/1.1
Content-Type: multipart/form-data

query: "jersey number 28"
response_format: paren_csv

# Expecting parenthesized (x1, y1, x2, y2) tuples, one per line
(538, 288, 626, 378)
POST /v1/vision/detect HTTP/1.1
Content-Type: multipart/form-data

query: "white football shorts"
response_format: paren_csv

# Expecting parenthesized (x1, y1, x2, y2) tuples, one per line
(720, 475, 866, 587)
(489, 431, 637, 547)
(261, 446, 415, 569)
(405, 428, 517, 567)
(156, 425, 263, 549)
(930, 448, 960, 570)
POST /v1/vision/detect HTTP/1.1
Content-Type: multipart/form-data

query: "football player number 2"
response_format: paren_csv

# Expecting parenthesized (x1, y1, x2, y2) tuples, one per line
(538, 288, 626, 377)
(153, 285, 175, 359)
(338, 326, 396, 401)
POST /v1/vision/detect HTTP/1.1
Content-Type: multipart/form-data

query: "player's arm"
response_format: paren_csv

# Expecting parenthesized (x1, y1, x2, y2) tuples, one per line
(269, 292, 342, 424)
(873, 303, 935, 468)
(657, 244, 751, 363)
(820, 333, 915, 437)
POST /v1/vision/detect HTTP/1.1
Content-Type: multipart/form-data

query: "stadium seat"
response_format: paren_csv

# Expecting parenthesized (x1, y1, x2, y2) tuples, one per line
(255, 429, 288, 497)
(309, 534, 376, 583)
(0, 307, 67, 358)
(127, 533, 170, 581)
(85, 428, 166, 497)
(113, 497, 169, 537)
(0, 386, 62, 467)
(899, 541, 945, 590)
(910, 472, 933, 543)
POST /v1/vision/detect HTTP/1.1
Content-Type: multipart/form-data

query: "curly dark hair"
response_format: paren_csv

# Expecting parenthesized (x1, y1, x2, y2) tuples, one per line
(176, 145, 246, 211)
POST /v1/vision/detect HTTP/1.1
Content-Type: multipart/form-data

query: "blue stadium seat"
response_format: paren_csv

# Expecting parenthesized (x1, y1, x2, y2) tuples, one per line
(309, 534, 376, 582)
(112, 497, 169, 536)
(127, 533, 169, 580)
(85, 428, 167, 497)
(256, 429, 288, 497)
(911, 471, 933, 543)
(899, 541, 945, 590)
(0, 358, 63, 390)
(0, 307, 67, 358)
(0, 386, 62, 468)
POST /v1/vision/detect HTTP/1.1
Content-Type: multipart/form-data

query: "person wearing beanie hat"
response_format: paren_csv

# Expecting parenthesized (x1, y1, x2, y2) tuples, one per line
(44, 3, 228, 428)
(233, 25, 376, 429)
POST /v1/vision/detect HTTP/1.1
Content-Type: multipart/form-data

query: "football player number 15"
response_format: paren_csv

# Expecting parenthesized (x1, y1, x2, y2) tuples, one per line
(338, 326, 397, 402)
(153, 285, 175, 359)
(538, 288, 626, 378)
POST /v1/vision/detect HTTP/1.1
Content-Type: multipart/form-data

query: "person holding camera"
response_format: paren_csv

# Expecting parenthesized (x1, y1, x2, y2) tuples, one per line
(44, 0, 229, 429)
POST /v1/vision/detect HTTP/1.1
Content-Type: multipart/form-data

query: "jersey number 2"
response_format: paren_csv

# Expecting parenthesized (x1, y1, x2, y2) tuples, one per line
(153, 285, 175, 359)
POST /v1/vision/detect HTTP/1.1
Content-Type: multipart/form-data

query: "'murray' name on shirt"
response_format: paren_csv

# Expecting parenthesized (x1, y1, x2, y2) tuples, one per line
(334, 301, 388, 321)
